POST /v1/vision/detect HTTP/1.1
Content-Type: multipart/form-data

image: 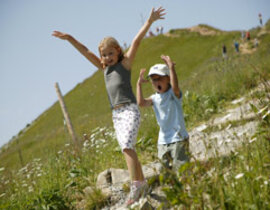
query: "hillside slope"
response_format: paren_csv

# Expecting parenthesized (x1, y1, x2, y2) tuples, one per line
(1, 23, 270, 171)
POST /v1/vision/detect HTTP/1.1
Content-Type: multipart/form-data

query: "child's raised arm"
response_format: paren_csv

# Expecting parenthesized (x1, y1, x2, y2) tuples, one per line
(124, 7, 166, 69)
(52, 31, 103, 70)
(161, 55, 181, 98)
(137, 68, 153, 107)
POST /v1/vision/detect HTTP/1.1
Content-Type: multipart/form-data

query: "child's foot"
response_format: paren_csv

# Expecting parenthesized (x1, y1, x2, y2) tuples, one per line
(126, 181, 148, 206)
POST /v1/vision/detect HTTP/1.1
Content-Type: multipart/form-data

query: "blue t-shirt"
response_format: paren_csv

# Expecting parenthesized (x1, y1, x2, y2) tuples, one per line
(151, 88, 189, 145)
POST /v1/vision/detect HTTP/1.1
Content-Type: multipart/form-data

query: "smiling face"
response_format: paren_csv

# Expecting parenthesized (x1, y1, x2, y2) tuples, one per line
(150, 74, 170, 93)
(99, 46, 121, 67)
(98, 37, 123, 67)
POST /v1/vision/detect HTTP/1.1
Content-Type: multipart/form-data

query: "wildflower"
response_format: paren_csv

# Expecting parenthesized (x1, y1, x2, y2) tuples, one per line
(100, 139, 106, 143)
(58, 150, 63, 155)
(33, 158, 41, 162)
(249, 137, 257, 143)
(235, 173, 244, 179)
(226, 124, 232, 130)
(28, 186, 34, 192)
(264, 181, 268, 185)
(37, 173, 42, 177)
(0, 193, 5, 198)
(65, 143, 70, 147)
(0, 167, 5, 172)
(258, 106, 268, 114)
(223, 172, 230, 181)
(83, 140, 89, 147)
(22, 183, 28, 187)
(262, 110, 270, 119)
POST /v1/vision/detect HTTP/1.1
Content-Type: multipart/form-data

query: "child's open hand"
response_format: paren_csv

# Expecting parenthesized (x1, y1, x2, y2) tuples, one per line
(148, 7, 166, 23)
(161, 55, 175, 68)
(138, 69, 149, 85)
(52, 31, 70, 40)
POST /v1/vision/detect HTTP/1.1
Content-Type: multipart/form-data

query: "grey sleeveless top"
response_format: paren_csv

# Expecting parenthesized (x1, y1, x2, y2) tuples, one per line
(104, 62, 136, 109)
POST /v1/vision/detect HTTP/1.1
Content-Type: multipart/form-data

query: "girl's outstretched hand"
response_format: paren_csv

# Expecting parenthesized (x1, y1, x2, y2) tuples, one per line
(148, 7, 166, 23)
(137, 68, 149, 85)
(52, 31, 70, 40)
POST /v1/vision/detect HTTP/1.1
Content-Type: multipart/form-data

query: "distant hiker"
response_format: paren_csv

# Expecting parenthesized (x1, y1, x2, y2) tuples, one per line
(222, 44, 227, 59)
(156, 26, 163, 35)
(160, 26, 164, 34)
(258, 13, 263, 26)
(156, 26, 160, 35)
(52, 7, 166, 206)
(234, 40, 239, 53)
(149, 30, 155, 37)
(123, 42, 128, 50)
(241, 31, 245, 40)
(137, 55, 189, 172)
(246, 31, 251, 41)
(254, 38, 259, 48)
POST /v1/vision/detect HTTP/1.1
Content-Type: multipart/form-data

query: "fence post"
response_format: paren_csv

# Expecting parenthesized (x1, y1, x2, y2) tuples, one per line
(54, 82, 78, 145)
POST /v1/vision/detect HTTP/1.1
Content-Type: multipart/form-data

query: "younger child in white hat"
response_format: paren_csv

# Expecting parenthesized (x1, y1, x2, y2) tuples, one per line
(136, 55, 189, 170)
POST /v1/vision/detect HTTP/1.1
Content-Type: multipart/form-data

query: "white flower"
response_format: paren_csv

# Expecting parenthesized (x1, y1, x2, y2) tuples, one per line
(58, 150, 63, 154)
(235, 173, 244, 179)
(0, 193, 5, 198)
(0, 167, 5, 172)
(262, 110, 270, 119)
(33, 158, 41, 162)
(264, 181, 268, 185)
(83, 140, 89, 147)
(249, 137, 257, 144)
(22, 183, 28, 187)
(28, 186, 34, 192)
(37, 173, 42, 177)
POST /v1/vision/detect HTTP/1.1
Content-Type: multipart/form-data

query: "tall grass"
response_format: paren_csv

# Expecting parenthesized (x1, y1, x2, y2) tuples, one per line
(160, 73, 270, 209)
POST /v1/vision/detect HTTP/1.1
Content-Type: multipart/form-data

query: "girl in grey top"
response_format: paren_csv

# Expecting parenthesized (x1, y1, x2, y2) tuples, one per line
(52, 7, 165, 205)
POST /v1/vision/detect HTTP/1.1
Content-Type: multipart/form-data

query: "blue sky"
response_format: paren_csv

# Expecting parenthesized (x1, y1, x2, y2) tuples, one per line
(0, 0, 269, 147)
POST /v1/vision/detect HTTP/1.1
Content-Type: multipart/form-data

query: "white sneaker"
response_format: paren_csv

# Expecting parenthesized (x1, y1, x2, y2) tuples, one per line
(126, 181, 148, 206)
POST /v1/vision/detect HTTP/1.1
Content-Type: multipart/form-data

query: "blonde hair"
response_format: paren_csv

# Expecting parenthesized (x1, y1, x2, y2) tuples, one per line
(98, 37, 124, 62)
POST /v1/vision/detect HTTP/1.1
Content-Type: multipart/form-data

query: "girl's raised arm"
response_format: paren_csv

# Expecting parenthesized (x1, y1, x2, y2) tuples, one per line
(124, 7, 166, 69)
(52, 31, 103, 70)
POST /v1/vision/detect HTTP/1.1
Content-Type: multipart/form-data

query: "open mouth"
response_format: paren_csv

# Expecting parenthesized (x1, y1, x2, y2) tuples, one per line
(158, 85, 162, 91)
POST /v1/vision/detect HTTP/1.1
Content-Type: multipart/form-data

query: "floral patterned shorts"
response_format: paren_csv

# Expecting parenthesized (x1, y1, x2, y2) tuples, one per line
(112, 103, 141, 152)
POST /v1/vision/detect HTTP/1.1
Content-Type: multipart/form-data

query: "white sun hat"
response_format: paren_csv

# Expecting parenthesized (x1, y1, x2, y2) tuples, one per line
(148, 64, 170, 77)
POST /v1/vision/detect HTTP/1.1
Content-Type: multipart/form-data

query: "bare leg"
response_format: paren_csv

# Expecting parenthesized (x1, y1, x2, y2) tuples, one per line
(123, 148, 144, 181)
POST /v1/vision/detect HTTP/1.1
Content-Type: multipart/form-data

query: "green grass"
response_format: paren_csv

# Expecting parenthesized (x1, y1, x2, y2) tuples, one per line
(0, 21, 270, 209)
(160, 82, 270, 209)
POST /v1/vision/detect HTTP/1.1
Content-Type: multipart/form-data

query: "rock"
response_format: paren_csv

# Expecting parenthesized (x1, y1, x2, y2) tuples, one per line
(139, 198, 155, 210)
(142, 162, 162, 179)
(96, 169, 111, 188)
(111, 168, 130, 186)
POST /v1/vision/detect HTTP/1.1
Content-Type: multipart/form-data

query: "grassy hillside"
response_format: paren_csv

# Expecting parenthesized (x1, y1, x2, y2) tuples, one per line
(0, 24, 269, 171)
(0, 22, 270, 208)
